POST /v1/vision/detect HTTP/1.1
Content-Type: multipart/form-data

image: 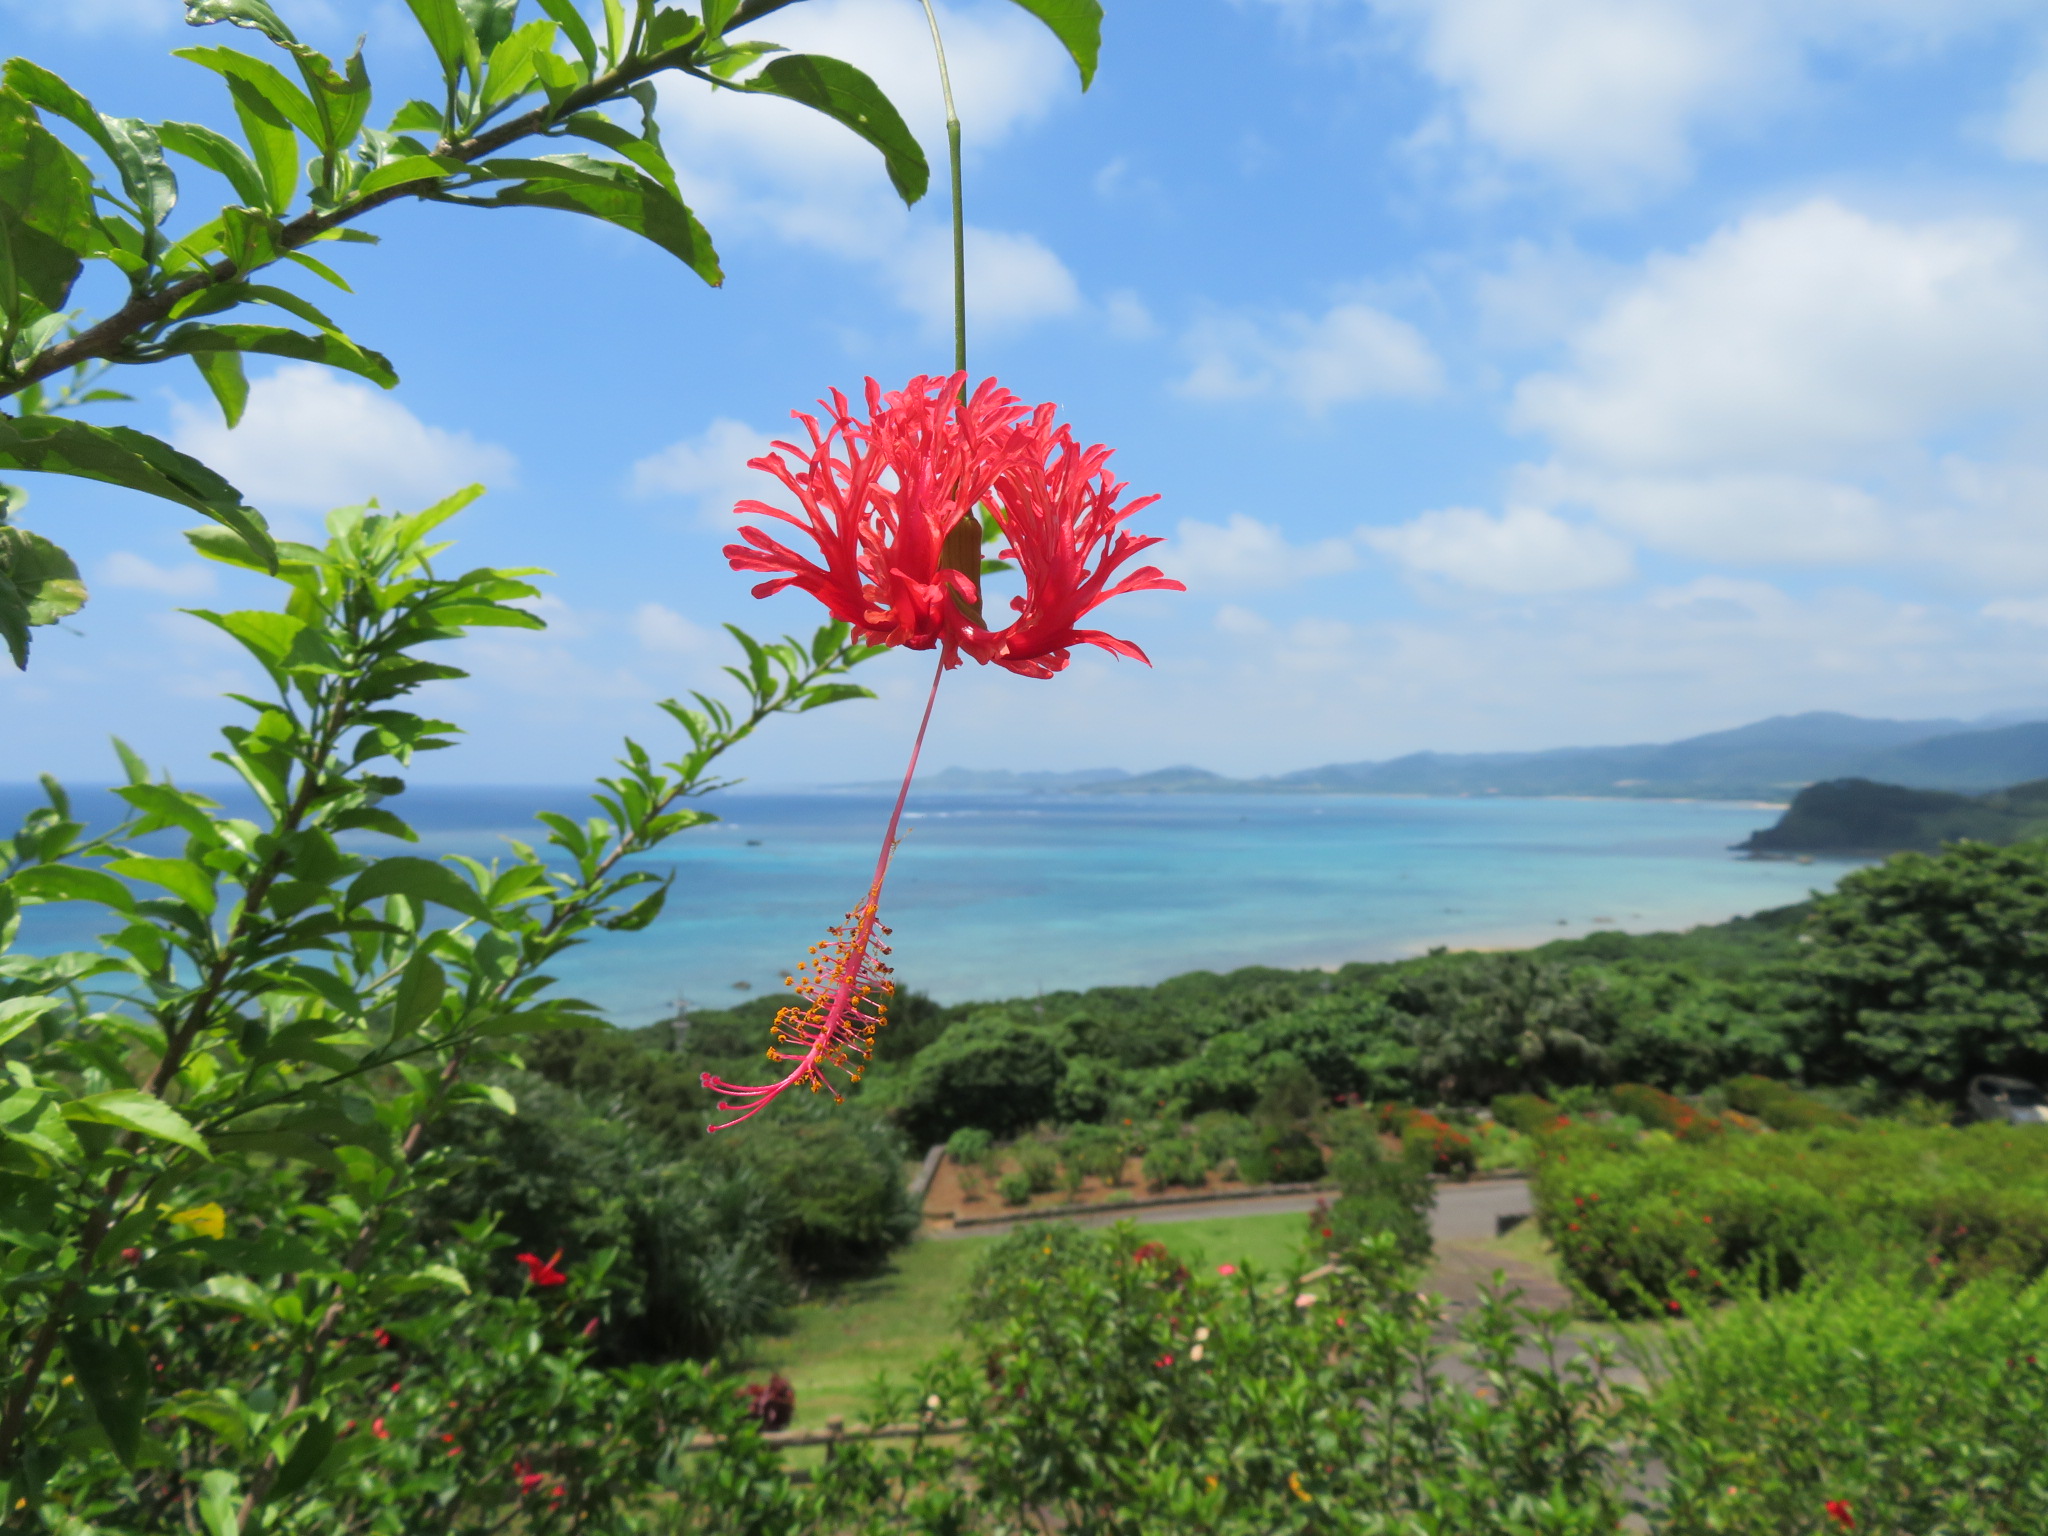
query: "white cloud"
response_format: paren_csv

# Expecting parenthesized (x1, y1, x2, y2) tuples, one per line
(631, 602, 717, 654)
(654, 0, 1079, 333)
(1996, 53, 2048, 161)
(1363, 505, 1633, 593)
(1514, 200, 2048, 474)
(887, 226, 1082, 335)
(1169, 514, 1358, 590)
(1521, 466, 1893, 565)
(1103, 289, 1159, 340)
(1983, 596, 2048, 626)
(100, 551, 217, 600)
(1214, 603, 1272, 637)
(1338, 0, 2028, 199)
(1178, 301, 1442, 411)
(630, 418, 779, 524)
(170, 365, 516, 514)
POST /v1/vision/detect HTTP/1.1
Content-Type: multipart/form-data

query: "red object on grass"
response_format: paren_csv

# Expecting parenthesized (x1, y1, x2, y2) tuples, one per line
(516, 1251, 567, 1286)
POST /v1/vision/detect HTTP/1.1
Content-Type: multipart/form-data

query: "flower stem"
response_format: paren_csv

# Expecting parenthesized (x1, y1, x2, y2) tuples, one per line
(918, 0, 967, 375)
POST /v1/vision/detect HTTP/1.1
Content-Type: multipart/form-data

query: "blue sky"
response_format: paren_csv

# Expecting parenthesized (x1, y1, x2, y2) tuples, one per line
(7, 0, 2048, 788)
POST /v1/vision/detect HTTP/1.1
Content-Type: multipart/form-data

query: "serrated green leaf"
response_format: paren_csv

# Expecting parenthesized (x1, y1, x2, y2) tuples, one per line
(744, 54, 928, 205)
(64, 1089, 210, 1155)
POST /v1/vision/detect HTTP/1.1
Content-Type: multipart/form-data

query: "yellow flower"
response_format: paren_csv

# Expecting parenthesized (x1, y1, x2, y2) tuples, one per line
(1288, 1471, 1312, 1503)
(166, 1202, 226, 1239)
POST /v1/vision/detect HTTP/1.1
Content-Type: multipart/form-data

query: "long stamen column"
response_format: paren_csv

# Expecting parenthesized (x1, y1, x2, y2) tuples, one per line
(701, 658, 947, 1130)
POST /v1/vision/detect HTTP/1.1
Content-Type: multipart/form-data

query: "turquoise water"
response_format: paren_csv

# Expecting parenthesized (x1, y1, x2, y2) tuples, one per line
(1, 785, 1846, 1024)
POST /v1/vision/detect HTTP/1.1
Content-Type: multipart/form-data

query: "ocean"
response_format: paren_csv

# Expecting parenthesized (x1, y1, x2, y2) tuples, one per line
(2, 783, 1847, 1023)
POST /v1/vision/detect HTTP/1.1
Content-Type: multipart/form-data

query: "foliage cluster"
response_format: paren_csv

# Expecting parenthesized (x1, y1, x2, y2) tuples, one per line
(0, 499, 889, 1523)
(1531, 1120, 2048, 1315)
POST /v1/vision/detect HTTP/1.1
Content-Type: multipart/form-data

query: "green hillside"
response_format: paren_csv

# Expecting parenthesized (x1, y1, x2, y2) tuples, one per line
(1740, 777, 2048, 854)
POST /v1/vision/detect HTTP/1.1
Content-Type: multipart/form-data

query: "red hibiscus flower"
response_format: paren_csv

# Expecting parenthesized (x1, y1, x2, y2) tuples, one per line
(724, 374, 1029, 662)
(516, 1251, 568, 1286)
(707, 375, 1179, 1131)
(966, 404, 1180, 678)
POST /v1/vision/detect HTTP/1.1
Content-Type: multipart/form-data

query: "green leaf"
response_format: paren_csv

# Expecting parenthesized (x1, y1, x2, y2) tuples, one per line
(154, 322, 399, 389)
(63, 1329, 150, 1466)
(1003, 0, 1100, 88)
(3, 59, 121, 162)
(403, 0, 473, 76)
(744, 55, 928, 205)
(463, 156, 721, 284)
(197, 1468, 241, 1536)
(99, 115, 180, 230)
(345, 857, 494, 924)
(0, 522, 85, 670)
(160, 118, 276, 210)
(104, 855, 218, 915)
(114, 783, 226, 844)
(356, 154, 462, 198)
(268, 1416, 337, 1503)
(391, 950, 446, 1037)
(0, 996, 60, 1050)
(185, 0, 302, 46)
(0, 415, 275, 571)
(175, 45, 322, 142)
(63, 1090, 210, 1155)
(534, 0, 598, 67)
(7, 863, 135, 912)
(192, 348, 250, 428)
(483, 1083, 517, 1116)
(0, 91, 93, 317)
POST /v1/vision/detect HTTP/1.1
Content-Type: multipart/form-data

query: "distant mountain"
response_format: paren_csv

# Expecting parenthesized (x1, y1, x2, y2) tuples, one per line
(1740, 777, 2048, 855)
(870, 708, 2048, 804)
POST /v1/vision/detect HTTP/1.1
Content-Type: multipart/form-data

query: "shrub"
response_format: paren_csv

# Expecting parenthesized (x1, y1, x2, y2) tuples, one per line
(1396, 1110, 1477, 1179)
(1240, 1126, 1328, 1184)
(1062, 1124, 1130, 1185)
(1647, 1274, 2048, 1535)
(947, 1126, 996, 1165)
(1610, 1082, 1723, 1142)
(1016, 1140, 1062, 1194)
(895, 1017, 1065, 1143)
(1721, 1074, 1856, 1130)
(1192, 1109, 1254, 1169)
(1532, 1121, 2048, 1316)
(915, 1224, 1634, 1532)
(998, 1170, 1034, 1206)
(1491, 1091, 1564, 1135)
(1324, 1143, 1434, 1263)
(1474, 1121, 1535, 1173)
(1141, 1135, 1212, 1190)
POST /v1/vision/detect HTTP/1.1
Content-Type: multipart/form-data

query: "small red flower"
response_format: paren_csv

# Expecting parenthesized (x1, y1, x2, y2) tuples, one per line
(1824, 1499, 1854, 1529)
(371, 1418, 389, 1440)
(1154, 1353, 1175, 1368)
(582, 1317, 600, 1338)
(119, 1247, 142, 1264)
(372, 1327, 392, 1349)
(516, 1251, 568, 1287)
(513, 1459, 547, 1495)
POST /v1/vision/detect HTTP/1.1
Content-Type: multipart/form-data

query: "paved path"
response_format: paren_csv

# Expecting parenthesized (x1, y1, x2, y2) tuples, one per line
(928, 1177, 1533, 1244)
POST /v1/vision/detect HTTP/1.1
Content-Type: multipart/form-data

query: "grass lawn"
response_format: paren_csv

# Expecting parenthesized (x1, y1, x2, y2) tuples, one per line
(742, 1209, 1315, 1428)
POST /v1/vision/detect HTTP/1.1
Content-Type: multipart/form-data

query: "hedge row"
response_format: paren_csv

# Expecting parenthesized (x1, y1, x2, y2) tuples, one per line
(1531, 1121, 2048, 1315)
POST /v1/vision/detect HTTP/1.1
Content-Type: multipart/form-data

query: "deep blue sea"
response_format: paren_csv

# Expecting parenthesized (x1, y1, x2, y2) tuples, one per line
(2, 782, 1848, 1023)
